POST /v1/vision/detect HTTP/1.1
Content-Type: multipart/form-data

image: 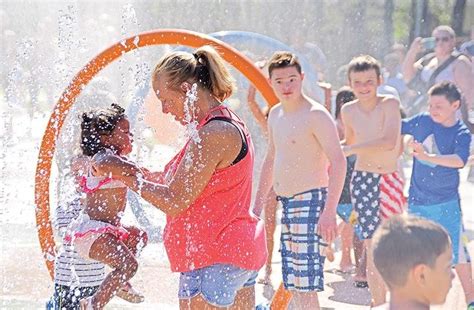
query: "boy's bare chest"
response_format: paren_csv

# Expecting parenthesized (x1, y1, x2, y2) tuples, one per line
(272, 117, 314, 146)
(351, 108, 385, 137)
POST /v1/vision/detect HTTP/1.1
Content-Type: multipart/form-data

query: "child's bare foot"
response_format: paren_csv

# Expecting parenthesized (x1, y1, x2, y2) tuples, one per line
(339, 263, 355, 274)
(258, 265, 272, 285)
(325, 245, 335, 262)
(117, 282, 145, 303)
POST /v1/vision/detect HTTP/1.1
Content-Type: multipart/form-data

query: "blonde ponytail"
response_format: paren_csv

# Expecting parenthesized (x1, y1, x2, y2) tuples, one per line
(152, 45, 234, 101)
(193, 46, 234, 101)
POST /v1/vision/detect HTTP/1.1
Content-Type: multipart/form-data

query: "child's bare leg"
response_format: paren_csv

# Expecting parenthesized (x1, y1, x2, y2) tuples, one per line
(231, 286, 255, 310)
(455, 262, 474, 303)
(365, 239, 386, 306)
(123, 226, 148, 255)
(354, 234, 367, 281)
(179, 295, 220, 310)
(339, 222, 354, 271)
(87, 233, 139, 308)
(290, 291, 320, 310)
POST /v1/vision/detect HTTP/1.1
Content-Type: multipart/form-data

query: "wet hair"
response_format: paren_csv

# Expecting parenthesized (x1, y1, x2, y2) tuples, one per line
(335, 87, 355, 119)
(267, 51, 302, 78)
(152, 45, 235, 102)
(80, 103, 125, 156)
(433, 25, 456, 39)
(428, 81, 462, 103)
(372, 215, 451, 289)
(347, 55, 382, 80)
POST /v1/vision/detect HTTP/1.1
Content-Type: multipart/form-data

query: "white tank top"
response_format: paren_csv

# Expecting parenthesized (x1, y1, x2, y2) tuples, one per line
(420, 58, 455, 84)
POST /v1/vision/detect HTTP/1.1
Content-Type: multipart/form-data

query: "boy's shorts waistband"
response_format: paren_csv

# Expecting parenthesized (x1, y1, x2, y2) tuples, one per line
(353, 169, 400, 177)
(276, 188, 328, 201)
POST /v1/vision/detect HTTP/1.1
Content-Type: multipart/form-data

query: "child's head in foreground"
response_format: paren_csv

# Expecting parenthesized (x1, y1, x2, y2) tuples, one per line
(372, 215, 454, 306)
(80, 103, 132, 157)
(428, 81, 462, 124)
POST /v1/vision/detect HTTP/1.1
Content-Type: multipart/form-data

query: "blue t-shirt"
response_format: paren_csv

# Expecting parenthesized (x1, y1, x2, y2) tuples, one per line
(401, 113, 471, 206)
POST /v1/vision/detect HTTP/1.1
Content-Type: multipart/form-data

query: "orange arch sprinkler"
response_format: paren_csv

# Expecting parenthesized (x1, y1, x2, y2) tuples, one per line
(34, 29, 291, 308)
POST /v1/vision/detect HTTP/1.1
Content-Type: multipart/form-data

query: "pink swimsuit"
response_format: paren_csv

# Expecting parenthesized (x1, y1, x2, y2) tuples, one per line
(64, 151, 131, 258)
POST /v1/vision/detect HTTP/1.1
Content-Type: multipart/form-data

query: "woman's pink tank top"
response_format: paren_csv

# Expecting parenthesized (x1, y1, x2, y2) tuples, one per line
(162, 106, 267, 272)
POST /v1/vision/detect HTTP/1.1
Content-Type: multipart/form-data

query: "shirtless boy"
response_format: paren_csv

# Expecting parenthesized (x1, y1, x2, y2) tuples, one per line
(254, 51, 346, 309)
(341, 55, 404, 306)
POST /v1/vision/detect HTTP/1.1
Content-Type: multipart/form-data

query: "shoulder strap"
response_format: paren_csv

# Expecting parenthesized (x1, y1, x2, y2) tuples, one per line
(205, 116, 249, 166)
(428, 51, 462, 87)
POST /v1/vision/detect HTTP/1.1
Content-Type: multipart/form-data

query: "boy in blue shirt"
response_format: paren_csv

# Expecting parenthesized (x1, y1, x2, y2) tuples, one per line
(401, 81, 473, 306)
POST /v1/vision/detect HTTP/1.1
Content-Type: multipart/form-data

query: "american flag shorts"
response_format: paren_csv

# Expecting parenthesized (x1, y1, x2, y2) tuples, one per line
(350, 170, 405, 239)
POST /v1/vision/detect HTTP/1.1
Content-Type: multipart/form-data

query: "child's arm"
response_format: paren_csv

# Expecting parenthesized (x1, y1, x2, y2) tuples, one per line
(410, 141, 466, 168)
(312, 109, 347, 244)
(340, 104, 355, 152)
(247, 85, 269, 136)
(340, 105, 352, 145)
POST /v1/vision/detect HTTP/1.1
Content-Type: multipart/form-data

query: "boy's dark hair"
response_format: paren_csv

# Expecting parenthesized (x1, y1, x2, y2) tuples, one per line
(268, 51, 302, 78)
(347, 55, 382, 80)
(80, 103, 125, 156)
(372, 215, 451, 289)
(335, 86, 355, 119)
(428, 81, 462, 103)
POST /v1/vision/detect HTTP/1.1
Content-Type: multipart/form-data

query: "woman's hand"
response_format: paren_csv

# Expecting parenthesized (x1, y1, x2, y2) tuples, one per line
(92, 154, 139, 178)
(408, 37, 423, 55)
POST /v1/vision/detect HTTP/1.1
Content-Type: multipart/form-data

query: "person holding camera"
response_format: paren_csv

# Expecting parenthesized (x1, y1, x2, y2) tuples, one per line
(402, 25, 473, 124)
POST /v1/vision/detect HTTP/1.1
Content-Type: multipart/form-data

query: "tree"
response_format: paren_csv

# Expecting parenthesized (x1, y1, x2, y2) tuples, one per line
(409, 0, 430, 42)
(452, 0, 466, 36)
(384, 0, 395, 54)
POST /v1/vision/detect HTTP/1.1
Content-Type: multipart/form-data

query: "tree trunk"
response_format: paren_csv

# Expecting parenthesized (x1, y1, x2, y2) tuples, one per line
(409, 0, 429, 42)
(384, 0, 394, 55)
(452, 0, 466, 36)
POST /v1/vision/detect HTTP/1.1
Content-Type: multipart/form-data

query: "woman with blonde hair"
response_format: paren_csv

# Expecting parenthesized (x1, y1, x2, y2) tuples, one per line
(93, 45, 267, 309)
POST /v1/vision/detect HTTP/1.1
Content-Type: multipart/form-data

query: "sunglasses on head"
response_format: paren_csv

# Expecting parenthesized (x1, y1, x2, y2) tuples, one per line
(435, 36, 451, 43)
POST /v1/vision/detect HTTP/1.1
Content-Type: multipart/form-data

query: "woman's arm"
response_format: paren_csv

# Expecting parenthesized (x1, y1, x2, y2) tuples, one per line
(94, 121, 242, 217)
(253, 126, 275, 217)
(402, 37, 422, 82)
